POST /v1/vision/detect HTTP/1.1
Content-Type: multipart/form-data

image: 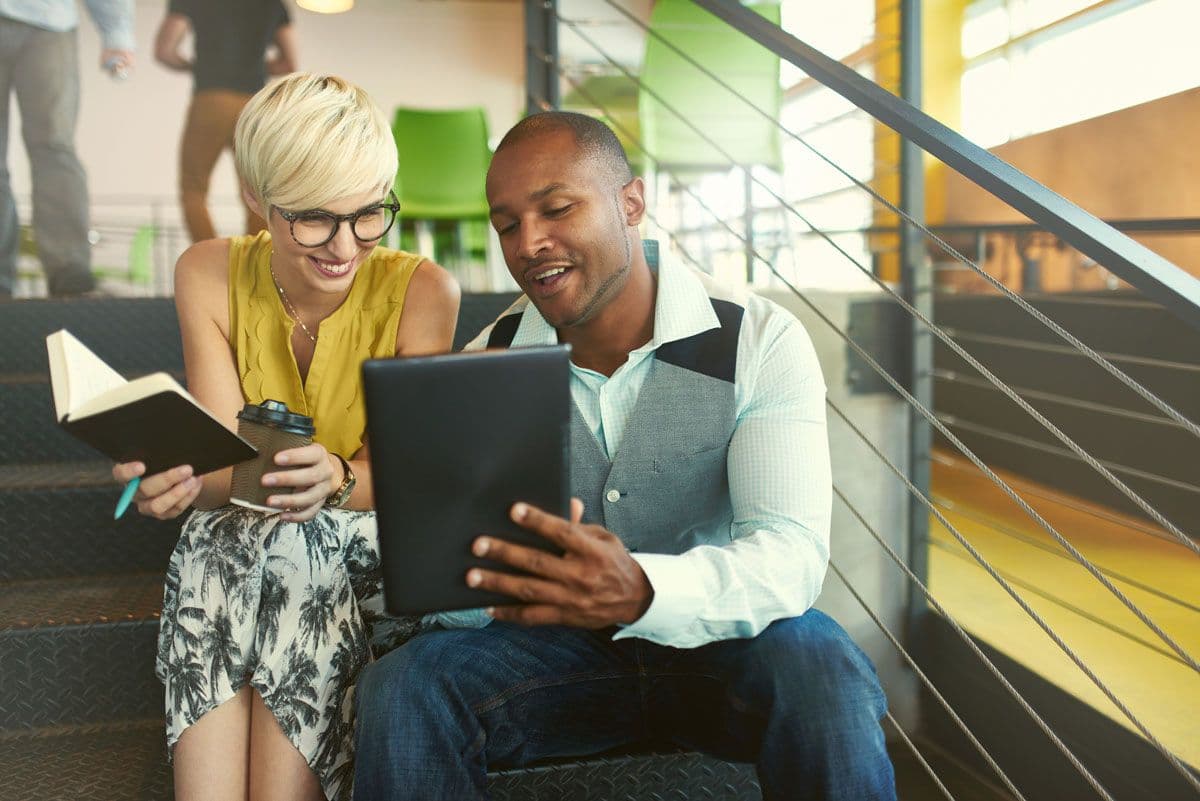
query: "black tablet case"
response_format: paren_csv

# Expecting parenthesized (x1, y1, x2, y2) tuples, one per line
(363, 346, 570, 615)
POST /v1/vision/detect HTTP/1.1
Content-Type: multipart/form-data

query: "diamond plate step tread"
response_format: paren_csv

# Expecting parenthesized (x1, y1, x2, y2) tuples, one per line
(0, 463, 180, 580)
(0, 616, 161, 728)
(488, 751, 761, 800)
(0, 720, 172, 801)
(0, 372, 188, 466)
(0, 297, 183, 375)
(0, 461, 120, 490)
(0, 574, 164, 727)
(0, 720, 761, 801)
(0, 572, 162, 630)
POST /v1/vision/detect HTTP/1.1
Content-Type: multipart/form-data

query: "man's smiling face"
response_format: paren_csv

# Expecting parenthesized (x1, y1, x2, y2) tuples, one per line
(486, 129, 638, 329)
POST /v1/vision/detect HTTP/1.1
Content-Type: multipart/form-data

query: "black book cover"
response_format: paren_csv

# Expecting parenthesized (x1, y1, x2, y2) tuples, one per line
(63, 390, 257, 476)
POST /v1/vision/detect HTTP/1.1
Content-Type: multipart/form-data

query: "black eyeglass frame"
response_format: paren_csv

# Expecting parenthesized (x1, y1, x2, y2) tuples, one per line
(274, 190, 402, 248)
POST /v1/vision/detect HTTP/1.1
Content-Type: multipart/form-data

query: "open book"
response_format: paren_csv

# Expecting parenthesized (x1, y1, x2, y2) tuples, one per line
(47, 329, 257, 476)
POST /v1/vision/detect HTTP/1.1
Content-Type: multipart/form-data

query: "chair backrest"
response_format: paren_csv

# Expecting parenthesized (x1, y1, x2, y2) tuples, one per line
(562, 75, 644, 176)
(128, 225, 156, 286)
(639, 0, 783, 175)
(392, 107, 491, 220)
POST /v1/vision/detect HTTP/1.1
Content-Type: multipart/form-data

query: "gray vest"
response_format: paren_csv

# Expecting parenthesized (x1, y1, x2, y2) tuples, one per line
(486, 267, 744, 555)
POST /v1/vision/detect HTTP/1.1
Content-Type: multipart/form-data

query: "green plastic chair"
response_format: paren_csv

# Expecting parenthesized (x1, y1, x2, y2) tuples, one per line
(638, 0, 783, 177)
(562, 74, 644, 176)
(391, 107, 491, 266)
(92, 224, 157, 290)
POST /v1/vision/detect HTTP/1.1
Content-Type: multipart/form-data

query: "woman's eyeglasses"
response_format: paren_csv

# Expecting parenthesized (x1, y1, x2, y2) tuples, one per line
(275, 191, 401, 248)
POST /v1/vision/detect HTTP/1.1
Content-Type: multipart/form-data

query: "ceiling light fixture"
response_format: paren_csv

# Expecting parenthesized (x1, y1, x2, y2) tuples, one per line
(296, 0, 354, 13)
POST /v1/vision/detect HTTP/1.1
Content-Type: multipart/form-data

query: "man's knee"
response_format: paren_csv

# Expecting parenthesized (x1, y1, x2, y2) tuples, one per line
(355, 629, 483, 731)
(742, 612, 886, 720)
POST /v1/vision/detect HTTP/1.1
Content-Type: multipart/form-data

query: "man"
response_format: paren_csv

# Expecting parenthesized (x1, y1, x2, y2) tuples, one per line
(154, 0, 295, 242)
(353, 112, 896, 801)
(0, 0, 134, 299)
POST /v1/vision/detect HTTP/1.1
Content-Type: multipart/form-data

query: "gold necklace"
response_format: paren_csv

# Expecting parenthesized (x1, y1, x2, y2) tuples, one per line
(269, 261, 318, 343)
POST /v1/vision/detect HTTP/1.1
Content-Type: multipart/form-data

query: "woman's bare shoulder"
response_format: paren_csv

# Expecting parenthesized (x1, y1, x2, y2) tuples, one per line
(406, 258, 461, 315)
(174, 239, 234, 327)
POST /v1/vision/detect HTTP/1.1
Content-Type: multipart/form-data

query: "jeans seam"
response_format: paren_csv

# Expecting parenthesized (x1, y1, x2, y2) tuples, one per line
(471, 670, 630, 715)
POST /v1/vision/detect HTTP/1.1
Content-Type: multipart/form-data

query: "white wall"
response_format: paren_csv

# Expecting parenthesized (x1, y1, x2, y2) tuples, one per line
(5, 0, 524, 234)
(763, 288, 920, 733)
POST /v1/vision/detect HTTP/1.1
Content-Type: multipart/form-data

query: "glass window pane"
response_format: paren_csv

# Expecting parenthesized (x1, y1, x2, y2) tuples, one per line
(961, 57, 1013, 147)
(1019, 0, 1200, 134)
(781, 0, 876, 86)
(1017, 0, 1103, 33)
(962, 0, 1009, 58)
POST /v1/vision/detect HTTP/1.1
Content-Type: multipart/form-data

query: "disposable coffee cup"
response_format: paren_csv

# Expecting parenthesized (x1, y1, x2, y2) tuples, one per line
(229, 399, 315, 514)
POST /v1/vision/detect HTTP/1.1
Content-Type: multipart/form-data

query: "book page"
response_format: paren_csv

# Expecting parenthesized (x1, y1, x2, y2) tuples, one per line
(71, 372, 188, 420)
(46, 330, 128, 420)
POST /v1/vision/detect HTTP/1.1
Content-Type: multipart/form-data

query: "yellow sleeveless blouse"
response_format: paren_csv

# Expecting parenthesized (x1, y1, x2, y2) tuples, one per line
(227, 231, 422, 459)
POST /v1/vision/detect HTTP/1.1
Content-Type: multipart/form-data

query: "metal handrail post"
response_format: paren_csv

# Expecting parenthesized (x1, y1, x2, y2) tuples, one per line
(525, 0, 560, 114)
(897, 0, 931, 642)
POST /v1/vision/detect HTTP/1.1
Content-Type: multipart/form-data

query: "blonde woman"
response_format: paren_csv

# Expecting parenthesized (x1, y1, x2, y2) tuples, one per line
(111, 74, 459, 800)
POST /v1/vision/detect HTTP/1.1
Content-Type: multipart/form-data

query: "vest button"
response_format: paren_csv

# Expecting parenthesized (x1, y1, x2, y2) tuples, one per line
(605, 489, 621, 503)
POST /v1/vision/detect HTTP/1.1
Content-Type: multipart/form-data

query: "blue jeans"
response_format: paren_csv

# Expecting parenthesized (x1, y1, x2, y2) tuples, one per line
(353, 610, 895, 801)
(0, 17, 93, 296)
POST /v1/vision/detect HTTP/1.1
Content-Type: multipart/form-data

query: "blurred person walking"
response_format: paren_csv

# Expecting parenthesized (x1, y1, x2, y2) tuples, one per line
(155, 0, 295, 243)
(0, 0, 134, 299)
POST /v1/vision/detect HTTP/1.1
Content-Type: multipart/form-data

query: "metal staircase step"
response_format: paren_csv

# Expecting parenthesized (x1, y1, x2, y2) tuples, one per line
(0, 292, 519, 376)
(0, 720, 171, 801)
(0, 463, 179, 580)
(0, 719, 762, 801)
(0, 573, 163, 728)
(0, 297, 183, 375)
(0, 375, 188, 466)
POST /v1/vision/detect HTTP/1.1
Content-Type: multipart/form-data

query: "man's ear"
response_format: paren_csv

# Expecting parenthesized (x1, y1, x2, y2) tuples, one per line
(241, 183, 266, 220)
(621, 176, 646, 227)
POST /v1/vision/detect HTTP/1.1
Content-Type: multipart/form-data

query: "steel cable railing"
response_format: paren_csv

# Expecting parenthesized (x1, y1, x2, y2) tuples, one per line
(578, 1, 1200, 559)
(932, 370, 1193, 430)
(606, 192, 1038, 799)
(878, 708, 958, 801)
(937, 416, 1200, 497)
(550, 7, 1200, 678)
(536, 75, 1125, 797)
(828, 561, 1026, 801)
(533, 38, 1200, 793)
(927, 541, 1189, 665)
(928, 497, 1200, 616)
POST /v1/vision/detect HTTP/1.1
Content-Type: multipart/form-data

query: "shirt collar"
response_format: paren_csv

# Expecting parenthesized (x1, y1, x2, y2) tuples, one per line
(508, 245, 720, 351)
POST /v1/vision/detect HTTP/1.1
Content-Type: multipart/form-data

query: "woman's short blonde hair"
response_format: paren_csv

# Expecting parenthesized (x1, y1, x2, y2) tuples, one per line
(235, 73, 397, 212)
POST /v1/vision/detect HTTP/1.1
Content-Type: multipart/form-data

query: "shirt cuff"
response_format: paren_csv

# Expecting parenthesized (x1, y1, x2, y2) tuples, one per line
(613, 552, 705, 643)
(102, 31, 136, 52)
(422, 608, 491, 630)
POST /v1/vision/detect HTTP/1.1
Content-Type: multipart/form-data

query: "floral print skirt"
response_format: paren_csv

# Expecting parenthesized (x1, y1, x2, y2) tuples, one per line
(155, 505, 418, 801)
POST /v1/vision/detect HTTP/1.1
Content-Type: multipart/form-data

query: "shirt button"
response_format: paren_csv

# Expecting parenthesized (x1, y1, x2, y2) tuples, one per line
(606, 489, 621, 503)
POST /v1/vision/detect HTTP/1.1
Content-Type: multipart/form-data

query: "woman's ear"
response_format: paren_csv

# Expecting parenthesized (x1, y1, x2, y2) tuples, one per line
(241, 183, 266, 220)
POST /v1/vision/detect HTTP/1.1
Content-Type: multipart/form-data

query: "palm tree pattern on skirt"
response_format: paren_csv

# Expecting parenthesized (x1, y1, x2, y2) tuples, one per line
(156, 506, 419, 801)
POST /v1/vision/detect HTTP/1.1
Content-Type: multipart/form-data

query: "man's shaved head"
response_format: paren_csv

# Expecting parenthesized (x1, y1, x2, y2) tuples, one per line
(493, 111, 634, 190)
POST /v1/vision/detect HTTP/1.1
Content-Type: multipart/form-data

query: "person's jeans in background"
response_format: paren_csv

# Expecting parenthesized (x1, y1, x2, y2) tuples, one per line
(0, 17, 93, 297)
(353, 610, 896, 801)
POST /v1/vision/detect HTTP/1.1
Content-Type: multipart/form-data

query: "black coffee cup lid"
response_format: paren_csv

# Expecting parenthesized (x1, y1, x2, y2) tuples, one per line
(237, 399, 315, 436)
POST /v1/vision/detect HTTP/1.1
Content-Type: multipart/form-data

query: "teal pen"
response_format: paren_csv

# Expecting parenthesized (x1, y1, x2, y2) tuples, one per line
(114, 476, 141, 520)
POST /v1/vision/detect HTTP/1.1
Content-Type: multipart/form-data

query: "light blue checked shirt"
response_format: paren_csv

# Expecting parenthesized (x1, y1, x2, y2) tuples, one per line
(0, 0, 134, 50)
(445, 255, 832, 648)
